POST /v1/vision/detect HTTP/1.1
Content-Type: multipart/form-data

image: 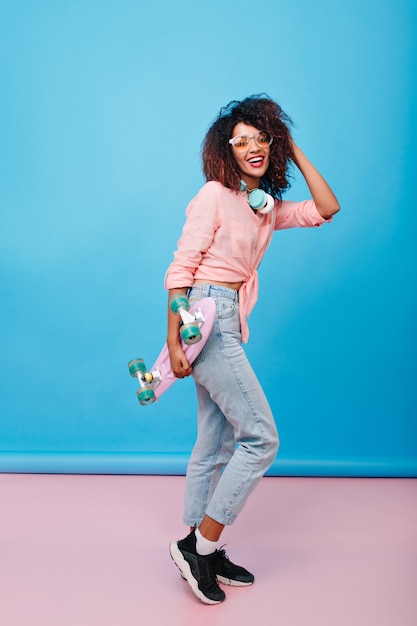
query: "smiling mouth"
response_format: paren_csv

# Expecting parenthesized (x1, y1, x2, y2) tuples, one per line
(247, 156, 264, 167)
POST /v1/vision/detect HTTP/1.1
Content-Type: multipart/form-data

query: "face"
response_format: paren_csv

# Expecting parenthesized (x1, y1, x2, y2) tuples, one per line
(229, 122, 271, 188)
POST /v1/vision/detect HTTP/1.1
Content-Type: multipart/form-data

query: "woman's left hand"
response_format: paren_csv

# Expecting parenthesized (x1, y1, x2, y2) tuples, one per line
(291, 140, 340, 219)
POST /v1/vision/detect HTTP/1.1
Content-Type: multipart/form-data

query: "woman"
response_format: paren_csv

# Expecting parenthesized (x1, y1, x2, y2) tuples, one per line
(165, 95, 339, 605)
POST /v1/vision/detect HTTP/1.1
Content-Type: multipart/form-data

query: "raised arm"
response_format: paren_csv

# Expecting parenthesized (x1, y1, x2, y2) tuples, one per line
(292, 142, 340, 219)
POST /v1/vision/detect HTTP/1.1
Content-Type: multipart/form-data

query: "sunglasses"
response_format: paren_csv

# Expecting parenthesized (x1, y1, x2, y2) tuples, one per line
(228, 130, 273, 151)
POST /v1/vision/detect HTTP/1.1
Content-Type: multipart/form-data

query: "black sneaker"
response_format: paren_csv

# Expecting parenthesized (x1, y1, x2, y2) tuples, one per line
(216, 548, 255, 586)
(169, 530, 226, 605)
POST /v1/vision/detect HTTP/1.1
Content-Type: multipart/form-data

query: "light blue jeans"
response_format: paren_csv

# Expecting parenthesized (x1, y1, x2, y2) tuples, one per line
(184, 284, 279, 527)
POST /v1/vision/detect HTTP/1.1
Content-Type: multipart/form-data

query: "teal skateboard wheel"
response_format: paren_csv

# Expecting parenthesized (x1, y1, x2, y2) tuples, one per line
(137, 388, 156, 406)
(128, 358, 147, 377)
(180, 323, 202, 345)
(170, 295, 190, 315)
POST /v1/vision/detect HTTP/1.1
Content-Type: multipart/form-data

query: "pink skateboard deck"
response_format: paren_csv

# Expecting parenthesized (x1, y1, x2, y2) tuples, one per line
(128, 297, 216, 405)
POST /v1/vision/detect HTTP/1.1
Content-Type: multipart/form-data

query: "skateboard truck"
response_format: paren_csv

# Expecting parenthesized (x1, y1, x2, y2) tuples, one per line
(127, 358, 161, 405)
(169, 294, 204, 345)
(179, 306, 205, 328)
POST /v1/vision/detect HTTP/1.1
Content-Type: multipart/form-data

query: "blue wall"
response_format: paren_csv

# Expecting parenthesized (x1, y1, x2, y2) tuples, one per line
(1, 0, 416, 476)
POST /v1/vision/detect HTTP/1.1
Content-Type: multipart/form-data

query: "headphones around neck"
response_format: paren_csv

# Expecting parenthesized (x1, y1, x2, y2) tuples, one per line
(240, 181, 275, 214)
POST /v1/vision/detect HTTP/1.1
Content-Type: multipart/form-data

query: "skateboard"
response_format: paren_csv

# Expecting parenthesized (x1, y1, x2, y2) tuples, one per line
(128, 296, 216, 406)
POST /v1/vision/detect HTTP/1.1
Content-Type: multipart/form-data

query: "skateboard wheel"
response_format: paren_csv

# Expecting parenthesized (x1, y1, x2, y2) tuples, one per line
(180, 323, 202, 345)
(137, 388, 156, 406)
(128, 358, 147, 377)
(169, 294, 190, 315)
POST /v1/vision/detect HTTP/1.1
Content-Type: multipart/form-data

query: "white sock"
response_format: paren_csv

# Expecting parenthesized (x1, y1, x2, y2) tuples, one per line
(195, 527, 218, 556)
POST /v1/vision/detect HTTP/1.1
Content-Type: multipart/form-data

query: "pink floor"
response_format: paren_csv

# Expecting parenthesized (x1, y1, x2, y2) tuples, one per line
(0, 474, 416, 626)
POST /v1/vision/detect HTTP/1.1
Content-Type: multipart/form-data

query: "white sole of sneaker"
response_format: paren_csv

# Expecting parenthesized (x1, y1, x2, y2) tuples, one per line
(217, 575, 254, 587)
(169, 541, 224, 605)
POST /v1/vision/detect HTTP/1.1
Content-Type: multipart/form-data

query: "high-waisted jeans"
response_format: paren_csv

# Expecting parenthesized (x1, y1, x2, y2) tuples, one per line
(184, 284, 279, 527)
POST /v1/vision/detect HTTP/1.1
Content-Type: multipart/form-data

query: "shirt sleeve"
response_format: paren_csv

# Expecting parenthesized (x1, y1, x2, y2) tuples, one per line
(165, 183, 220, 289)
(274, 199, 333, 230)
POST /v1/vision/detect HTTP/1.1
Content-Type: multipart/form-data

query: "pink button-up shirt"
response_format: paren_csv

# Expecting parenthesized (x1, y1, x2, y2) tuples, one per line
(165, 181, 331, 342)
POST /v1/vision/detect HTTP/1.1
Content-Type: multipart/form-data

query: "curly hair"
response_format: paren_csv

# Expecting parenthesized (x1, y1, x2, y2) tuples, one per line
(202, 94, 295, 199)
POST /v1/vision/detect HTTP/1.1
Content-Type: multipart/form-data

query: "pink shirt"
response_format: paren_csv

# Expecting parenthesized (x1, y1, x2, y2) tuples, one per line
(165, 181, 331, 342)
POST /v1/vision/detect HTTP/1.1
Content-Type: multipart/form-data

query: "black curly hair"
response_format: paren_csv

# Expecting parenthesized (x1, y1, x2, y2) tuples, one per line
(202, 94, 295, 199)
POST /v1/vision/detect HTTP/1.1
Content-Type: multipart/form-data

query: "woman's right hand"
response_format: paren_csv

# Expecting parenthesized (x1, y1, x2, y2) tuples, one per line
(168, 344, 192, 378)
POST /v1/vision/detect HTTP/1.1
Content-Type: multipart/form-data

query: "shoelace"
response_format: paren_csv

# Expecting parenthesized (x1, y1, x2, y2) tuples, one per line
(216, 548, 232, 569)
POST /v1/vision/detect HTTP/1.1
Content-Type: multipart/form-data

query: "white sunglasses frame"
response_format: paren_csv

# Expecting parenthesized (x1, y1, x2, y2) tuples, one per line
(228, 131, 273, 149)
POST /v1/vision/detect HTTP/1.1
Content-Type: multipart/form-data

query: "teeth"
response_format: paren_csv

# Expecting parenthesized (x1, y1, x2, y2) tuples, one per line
(249, 157, 262, 163)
